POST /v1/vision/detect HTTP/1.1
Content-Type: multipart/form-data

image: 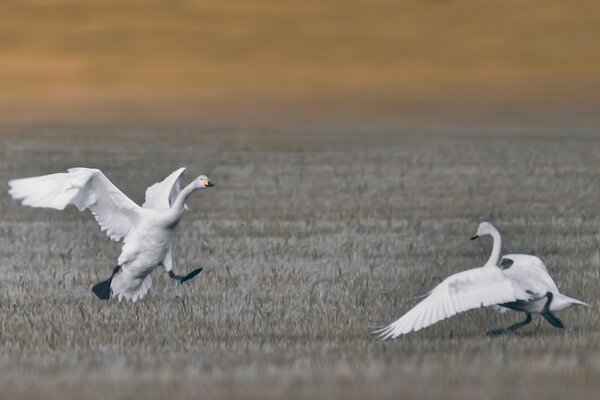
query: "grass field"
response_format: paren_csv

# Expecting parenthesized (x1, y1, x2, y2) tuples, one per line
(0, 124, 599, 399)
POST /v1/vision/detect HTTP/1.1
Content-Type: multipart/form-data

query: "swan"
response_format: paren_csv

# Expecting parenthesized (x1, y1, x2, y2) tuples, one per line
(8, 167, 214, 302)
(374, 222, 587, 339)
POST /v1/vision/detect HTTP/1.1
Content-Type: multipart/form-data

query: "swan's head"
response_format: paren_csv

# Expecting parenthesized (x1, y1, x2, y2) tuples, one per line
(471, 221, 496, 240)
(194, 175, 214, 189)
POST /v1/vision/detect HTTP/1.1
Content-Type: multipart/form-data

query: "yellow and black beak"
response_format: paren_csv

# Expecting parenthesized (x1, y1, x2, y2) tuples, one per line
(470, 229, 480, 241)
(202, 178, 215, 187)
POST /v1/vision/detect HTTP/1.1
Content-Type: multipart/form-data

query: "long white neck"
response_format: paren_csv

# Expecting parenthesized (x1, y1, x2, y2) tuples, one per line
(171, 182, 197, 215)
(484, 227, 502, 267)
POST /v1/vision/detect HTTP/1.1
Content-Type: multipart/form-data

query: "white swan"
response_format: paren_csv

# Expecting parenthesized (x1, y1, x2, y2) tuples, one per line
(374, 222, 587, 339)
(8, 167, 214, 302)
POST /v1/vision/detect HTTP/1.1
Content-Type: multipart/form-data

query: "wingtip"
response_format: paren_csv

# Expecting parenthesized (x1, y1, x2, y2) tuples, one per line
(7, 179, 22, 198)
(370, 324, 395, 340)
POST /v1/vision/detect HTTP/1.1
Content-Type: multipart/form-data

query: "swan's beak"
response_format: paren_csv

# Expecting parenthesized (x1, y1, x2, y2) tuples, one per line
(206, 180, 214, 187)
(470, 229, 480, 240)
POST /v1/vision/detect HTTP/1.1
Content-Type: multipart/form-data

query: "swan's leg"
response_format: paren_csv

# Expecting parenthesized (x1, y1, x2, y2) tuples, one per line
(486, 313, 533, 337)
(540, 292, 564, 329)
(541, 312, 564, 329)
(91, 265, 120, 300)
(168, 267, 203, 284)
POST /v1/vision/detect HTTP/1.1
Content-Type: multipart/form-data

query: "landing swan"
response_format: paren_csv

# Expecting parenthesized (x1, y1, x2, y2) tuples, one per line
(8, 167, 214, 302)
(374, 222, 587, 339)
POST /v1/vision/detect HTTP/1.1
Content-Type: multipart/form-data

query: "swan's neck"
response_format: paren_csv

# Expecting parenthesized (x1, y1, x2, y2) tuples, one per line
(485, 228, 502, 267)
(171, 182, 197, 216)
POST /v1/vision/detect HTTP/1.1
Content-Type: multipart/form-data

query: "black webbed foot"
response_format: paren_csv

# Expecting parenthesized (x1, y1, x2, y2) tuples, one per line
(169, 268, 203, 284)
(541, 311, 564, 329)
(91, 265, 120, 300)
(92, 280, 112, 300)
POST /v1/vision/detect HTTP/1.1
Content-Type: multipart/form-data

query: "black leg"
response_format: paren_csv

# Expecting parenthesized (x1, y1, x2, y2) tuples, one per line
(91, 265, 120, 300)
(168, 267, 203, 284)
(541, 292, 564, 329)
(541, 311, 564, 329)
(486, 313, 533, 337)
(542, 292, 553, 313)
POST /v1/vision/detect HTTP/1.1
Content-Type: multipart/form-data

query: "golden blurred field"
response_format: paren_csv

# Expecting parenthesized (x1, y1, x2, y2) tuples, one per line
(2, 0, 600, 122)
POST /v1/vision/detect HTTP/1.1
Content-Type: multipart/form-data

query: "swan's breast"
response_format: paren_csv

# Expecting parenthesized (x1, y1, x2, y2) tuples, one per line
(118, 216, 177, 270)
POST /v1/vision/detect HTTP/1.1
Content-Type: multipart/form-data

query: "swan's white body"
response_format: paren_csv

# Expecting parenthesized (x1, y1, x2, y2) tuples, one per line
(8, 167, 212, 302)
(375, 222, 586, 339)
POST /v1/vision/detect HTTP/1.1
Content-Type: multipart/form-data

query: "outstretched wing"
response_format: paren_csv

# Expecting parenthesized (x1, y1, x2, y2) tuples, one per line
(374, 266, 532, 339)
(8, 168, 140, 241)
(142, 167, 186, 210)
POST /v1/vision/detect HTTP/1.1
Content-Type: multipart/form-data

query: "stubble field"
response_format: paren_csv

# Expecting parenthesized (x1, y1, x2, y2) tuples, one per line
(0, 124, 599, 399)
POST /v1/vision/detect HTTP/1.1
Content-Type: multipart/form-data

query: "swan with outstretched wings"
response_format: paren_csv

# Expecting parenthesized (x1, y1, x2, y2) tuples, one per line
(374, 222, 587, 339)
(9, 167, 214, 302)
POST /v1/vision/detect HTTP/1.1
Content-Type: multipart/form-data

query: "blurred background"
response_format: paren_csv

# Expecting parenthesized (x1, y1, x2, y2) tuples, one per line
(1, 0, 599, 127)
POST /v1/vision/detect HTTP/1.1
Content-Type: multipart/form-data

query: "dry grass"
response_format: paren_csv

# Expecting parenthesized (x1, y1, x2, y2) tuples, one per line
(0, 124, 599, 399)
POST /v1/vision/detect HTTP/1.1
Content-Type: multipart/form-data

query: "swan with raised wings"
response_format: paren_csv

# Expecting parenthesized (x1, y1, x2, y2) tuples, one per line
(374, 222, 587, 339)
(9, 167, 213, 302)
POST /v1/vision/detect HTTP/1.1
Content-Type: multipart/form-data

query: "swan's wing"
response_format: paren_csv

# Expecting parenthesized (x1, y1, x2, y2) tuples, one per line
(142, 167, 186, 209)
(374, 266, 532, 339)
(8, 168, 140, 241)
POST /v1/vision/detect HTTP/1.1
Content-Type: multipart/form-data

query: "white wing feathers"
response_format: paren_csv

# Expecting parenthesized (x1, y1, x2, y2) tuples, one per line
(500, 254, 558, 295)
(142, 167, 186, 210)
(8, 168, 140, 241)
(375, 266, 532, 339)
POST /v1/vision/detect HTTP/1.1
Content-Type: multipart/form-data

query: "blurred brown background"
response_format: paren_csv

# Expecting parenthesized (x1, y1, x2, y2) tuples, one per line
(1, 0, 599, 124)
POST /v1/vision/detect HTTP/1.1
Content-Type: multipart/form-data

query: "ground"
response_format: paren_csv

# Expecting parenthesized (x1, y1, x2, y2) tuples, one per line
(0, 123, 598, 399)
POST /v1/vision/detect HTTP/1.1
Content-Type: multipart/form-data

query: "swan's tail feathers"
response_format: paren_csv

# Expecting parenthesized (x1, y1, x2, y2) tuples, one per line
(110, 271, 152, 302)
(553, 293, 588, 309)
(565, 296, 588, 307)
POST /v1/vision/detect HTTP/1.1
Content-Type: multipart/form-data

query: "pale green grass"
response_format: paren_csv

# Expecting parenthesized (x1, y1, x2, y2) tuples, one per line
(0, 125, 599, 399)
